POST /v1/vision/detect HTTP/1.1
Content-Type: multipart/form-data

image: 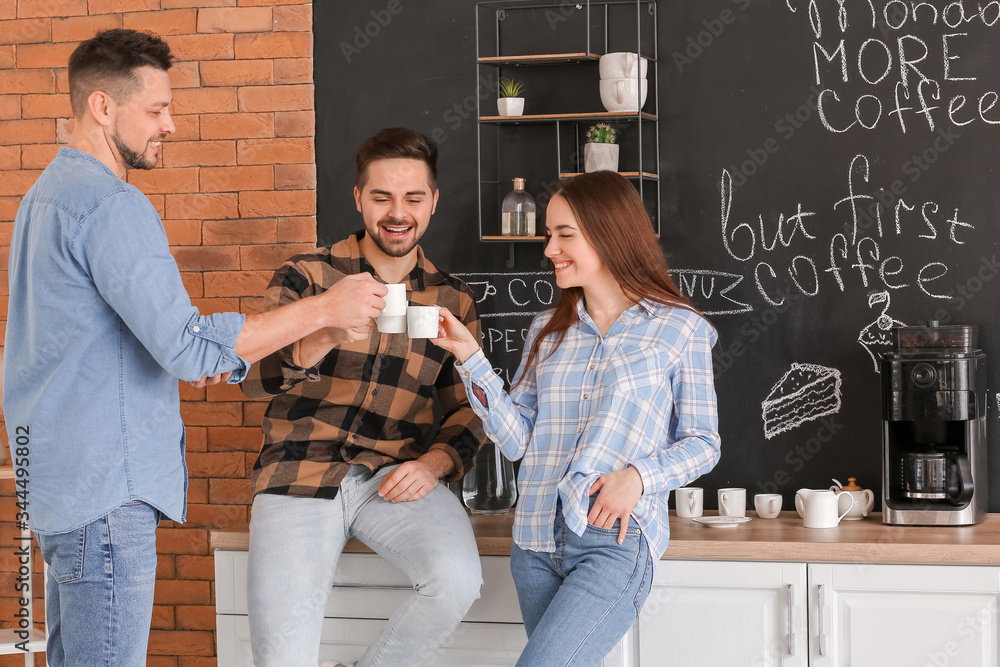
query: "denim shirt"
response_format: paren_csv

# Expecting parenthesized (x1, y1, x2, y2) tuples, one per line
(3, 147, 250, 534)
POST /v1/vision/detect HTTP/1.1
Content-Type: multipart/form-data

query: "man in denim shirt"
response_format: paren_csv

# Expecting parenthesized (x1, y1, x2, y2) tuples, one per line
(2, 29, 387, 666)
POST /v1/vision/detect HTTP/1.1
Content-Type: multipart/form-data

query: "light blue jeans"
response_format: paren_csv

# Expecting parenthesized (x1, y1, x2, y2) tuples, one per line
(36, 500, 160, 667)
(247, 464, 483, 667)
(510, 499, 654, 667)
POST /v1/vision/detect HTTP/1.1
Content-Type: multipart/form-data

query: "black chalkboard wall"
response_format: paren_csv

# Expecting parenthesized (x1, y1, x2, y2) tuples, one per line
(315, 1, 1000, 512)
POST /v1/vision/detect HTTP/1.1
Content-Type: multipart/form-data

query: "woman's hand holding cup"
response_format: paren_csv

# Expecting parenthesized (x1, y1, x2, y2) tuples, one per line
(430, 307, 480, 363)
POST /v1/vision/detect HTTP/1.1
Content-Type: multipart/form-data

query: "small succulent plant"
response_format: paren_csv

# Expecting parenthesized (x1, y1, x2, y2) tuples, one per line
(587, 123, 617, 144)
(498, 77, 526, 98)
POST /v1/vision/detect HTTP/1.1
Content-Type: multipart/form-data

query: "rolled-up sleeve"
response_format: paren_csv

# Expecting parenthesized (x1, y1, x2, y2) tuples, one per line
(629, 319, 720, 494)
(73, 189, 250, 382)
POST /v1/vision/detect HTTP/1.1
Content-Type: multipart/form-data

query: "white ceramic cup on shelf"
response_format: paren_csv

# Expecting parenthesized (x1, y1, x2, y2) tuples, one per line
(406, 305, 441, 339)
(754, 493, 782, 519)
(718, 488, 747, 518)
(599, 51, 648, 79)
(599, 77, 649, 113)
(675, 487, 704, 518)
(376, 283, 407, 334)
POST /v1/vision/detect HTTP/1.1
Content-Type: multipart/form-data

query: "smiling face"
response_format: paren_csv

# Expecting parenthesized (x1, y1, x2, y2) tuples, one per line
(354, 158, 439, 260)
(105, 66, 174, 171)
(543, 194, 614, 292)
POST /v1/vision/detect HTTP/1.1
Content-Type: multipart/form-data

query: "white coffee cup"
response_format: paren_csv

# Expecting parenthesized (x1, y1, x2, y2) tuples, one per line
(754, 493, 782, 519)
(675, 487, 704, 518)
(797, 489, 855, 528)
(718, 488, 747, 518)
(376, 283, 407, 334)
(406, 305, 441, 339)
(599, 52, 648, 79)
(599, 77, 648, 113)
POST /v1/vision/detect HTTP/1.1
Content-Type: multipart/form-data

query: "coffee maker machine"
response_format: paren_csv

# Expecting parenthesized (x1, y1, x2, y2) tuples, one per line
(881, 322, 987, 525)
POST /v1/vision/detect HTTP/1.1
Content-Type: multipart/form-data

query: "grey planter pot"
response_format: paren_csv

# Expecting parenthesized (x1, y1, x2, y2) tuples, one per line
(584, 143, 619, 173)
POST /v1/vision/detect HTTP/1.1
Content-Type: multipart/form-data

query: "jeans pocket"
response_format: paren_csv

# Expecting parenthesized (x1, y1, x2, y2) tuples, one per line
(39, 527, 86, 584)
(586, 522, 642, 538)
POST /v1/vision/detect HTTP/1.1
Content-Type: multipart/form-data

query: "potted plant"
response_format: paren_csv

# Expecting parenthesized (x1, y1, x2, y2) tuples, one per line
(497, 77, 525, 116)
(584, 123, 619, 172)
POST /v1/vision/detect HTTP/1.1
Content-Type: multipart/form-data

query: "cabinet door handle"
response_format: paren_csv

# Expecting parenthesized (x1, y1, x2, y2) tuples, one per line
(786, 583, 795, 656)
(818, 583, 827, 657)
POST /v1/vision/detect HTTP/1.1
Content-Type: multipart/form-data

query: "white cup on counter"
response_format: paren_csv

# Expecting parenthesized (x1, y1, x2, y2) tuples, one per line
(754, 493, 782, 519)
(376, 283, 407, 334)
(675, 487, 704, 518)
(406, 305, 441, 339)
(718, 488, 747, 518)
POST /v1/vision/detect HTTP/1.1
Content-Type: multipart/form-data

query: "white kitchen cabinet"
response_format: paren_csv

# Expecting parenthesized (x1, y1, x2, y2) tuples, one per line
(640, 560, 1000, 667)
(638, 560, 808, 667)
(810, 563, 1000, 667)
(215, 550, 631, 667)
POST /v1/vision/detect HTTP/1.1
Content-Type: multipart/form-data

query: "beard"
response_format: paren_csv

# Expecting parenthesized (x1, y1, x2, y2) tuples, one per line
(111, 124, 157, 171)
(368, 216, 423, 258)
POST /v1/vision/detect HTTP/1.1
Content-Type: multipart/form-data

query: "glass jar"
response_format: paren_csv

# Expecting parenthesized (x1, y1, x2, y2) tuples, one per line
(462, 442, 517, 515)
(501, 177, 536, 236)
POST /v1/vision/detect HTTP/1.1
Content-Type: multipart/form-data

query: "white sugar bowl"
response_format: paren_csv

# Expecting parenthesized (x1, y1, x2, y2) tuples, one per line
(829, 477, 875, 520)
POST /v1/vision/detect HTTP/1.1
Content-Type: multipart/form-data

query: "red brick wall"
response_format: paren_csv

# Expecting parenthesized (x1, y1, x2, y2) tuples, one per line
(0, 1, 316, 663)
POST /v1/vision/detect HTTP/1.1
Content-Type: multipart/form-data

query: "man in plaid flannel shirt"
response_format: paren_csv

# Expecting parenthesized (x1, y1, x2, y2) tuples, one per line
(241, 128, 487, 667)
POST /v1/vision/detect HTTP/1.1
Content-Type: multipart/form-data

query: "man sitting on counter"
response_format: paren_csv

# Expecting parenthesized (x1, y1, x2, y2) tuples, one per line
(240, 127, 487, 667)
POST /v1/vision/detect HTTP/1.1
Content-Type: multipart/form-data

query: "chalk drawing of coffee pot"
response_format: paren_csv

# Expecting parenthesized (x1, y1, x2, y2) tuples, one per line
(858, 291, 905, 372)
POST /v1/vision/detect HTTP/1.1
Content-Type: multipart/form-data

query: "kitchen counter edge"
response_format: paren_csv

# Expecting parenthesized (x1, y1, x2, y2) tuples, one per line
(209, 511, 1000, 565)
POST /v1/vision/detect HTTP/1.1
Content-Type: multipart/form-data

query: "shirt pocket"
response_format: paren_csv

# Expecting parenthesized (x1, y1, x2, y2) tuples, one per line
(601, 345, 666, 401)
(403, 338, 446, 388)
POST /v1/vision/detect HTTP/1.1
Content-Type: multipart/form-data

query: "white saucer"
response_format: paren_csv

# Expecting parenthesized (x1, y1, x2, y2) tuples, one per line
(692, 516, 752, 528)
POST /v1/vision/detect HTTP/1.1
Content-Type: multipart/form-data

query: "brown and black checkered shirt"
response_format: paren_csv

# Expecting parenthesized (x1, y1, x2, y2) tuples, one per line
(242, 231, 486, 499)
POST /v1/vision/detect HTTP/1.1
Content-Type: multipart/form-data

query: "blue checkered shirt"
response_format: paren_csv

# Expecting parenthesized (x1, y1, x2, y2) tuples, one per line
(457, 298, 720, 560)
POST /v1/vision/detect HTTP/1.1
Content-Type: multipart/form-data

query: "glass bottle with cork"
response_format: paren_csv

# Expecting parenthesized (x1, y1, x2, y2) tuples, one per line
(501, 177, 536, 236)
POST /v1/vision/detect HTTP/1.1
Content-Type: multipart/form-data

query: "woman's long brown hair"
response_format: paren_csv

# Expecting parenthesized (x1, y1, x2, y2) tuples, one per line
(517, 170, 705, 384)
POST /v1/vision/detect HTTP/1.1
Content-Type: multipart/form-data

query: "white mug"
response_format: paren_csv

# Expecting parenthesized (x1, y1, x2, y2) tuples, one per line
(376, 283, 407, 334)
(754, 493, 782, 519)
(406, 305, 441, 339)
(718, 488, 747, 518)
(798, 489, 855, 528)
(675, 487, 703, 518)
(598, 52, 648, 79)
(599, 77, 649, 113)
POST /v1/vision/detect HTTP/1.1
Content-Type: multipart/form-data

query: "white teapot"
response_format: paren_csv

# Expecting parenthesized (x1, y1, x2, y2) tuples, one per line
(829, 477, 875, 520)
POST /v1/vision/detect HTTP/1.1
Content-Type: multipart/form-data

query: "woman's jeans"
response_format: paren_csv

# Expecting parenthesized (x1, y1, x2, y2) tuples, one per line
(247, 464, 483, 667)
(36, 500, 160, 667)
(511, 500, 654, 667)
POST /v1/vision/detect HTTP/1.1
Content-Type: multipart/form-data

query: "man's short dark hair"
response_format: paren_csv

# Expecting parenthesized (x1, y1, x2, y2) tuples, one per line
(68, 29, 174, 118)
(355, 128, 438, 191)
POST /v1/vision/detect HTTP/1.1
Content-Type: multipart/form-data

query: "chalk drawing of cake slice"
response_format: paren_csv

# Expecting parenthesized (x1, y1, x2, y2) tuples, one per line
(762, 363, 842, 439)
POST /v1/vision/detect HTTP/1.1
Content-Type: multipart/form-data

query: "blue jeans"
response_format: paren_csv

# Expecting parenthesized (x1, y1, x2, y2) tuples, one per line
(510, 500, 654, 667)
(36, 500, 160, 667)
(247, 464, 483, 667)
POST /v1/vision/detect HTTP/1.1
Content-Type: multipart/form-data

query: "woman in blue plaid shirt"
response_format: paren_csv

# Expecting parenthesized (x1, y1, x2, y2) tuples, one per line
(435, 170, 721, 666)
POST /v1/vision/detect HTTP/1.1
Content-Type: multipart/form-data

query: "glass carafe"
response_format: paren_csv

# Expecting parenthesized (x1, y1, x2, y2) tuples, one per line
(501, 177, 536, 236)
(462, 442, 517, 515)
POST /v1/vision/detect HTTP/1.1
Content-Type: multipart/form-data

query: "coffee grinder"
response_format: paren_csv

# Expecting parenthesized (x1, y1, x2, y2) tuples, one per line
(881, 321, 987, 525)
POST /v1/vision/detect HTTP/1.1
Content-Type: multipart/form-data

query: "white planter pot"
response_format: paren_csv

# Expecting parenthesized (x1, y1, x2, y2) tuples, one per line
(497, 97, 524, 116)
(584, 143, 619, 173)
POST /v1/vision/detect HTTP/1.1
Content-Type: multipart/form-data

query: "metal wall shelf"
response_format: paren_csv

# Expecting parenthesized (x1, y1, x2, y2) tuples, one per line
(476, 0, 660, 255)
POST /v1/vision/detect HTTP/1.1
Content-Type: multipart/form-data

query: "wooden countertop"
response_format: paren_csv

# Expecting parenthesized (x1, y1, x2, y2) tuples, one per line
(210, 511, 1000, 565)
